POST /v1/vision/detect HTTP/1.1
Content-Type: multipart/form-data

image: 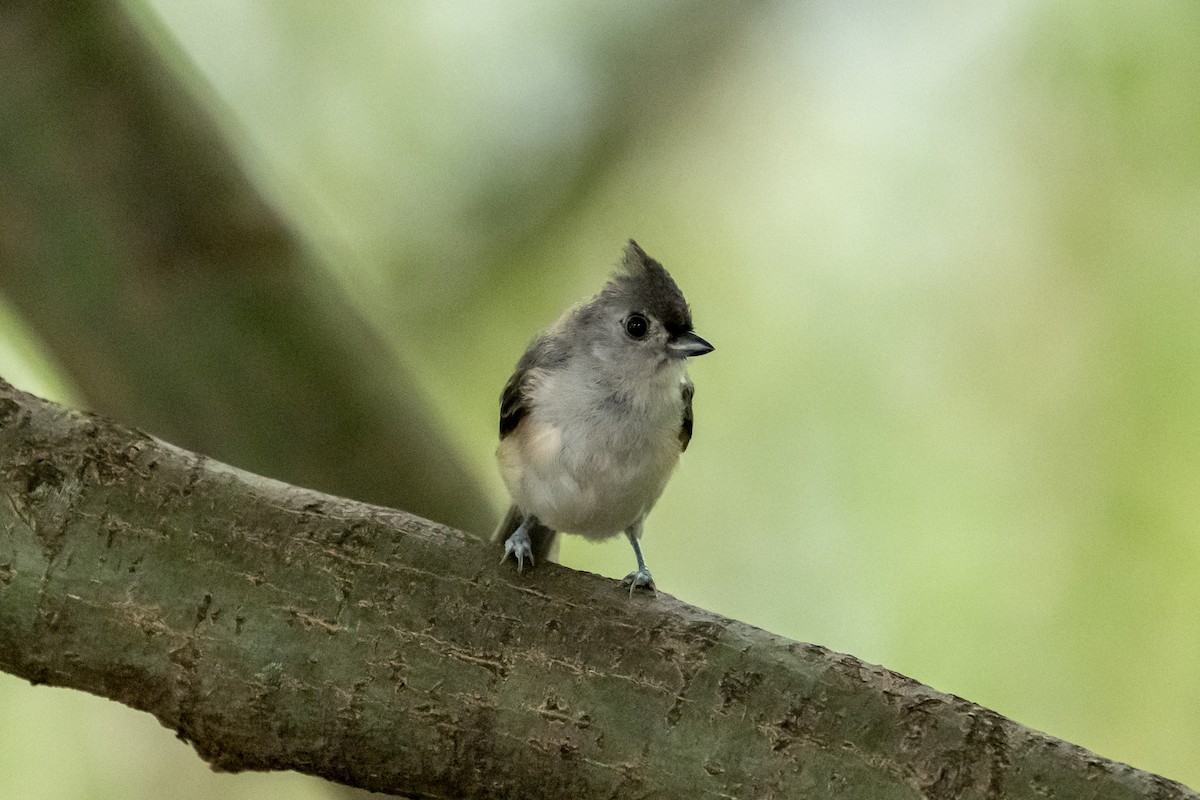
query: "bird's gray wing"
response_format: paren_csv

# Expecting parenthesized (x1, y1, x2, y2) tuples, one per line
(499, 333, 567, 439)
(497, 333, 567, 561)
(499, 368, 532, 439)
(679, 378, 695, 451)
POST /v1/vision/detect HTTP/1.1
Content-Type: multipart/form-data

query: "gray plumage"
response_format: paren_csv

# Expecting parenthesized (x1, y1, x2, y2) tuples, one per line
(499, 334, 564, 439)
(495, 240, 713, 594)
(594, 240, 694, 336)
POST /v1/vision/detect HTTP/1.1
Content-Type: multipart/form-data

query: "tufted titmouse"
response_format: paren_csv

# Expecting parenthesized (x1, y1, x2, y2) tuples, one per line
(494, 240, 713, 594)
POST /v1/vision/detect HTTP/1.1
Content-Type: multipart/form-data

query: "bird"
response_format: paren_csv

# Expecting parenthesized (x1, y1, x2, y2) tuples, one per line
(494, 240, 713, 594)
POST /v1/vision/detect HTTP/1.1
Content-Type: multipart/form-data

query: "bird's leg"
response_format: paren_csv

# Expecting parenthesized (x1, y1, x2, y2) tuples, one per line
(621, 521, 656, 595)
(501, 514, 538, 574)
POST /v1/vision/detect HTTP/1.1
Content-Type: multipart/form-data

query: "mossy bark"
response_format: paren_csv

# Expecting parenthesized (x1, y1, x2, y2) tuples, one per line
(0, 379, 1193, 799)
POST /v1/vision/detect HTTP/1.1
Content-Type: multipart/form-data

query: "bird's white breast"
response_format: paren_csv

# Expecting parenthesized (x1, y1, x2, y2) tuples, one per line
(497, 361, 687, 539)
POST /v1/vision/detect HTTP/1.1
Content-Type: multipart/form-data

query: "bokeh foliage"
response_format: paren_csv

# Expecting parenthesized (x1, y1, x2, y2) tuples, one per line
(1, 1, 1197, 797)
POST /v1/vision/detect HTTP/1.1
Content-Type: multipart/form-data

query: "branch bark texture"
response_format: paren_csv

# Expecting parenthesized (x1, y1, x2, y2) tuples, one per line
(0, 379, 1192, 800)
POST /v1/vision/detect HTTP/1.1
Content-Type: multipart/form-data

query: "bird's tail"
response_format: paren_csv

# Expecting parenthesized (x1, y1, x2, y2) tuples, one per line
(493, 504, 558, 564)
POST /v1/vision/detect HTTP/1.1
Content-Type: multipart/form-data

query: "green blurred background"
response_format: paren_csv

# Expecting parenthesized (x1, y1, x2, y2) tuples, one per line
(2, 0, 1198, 796)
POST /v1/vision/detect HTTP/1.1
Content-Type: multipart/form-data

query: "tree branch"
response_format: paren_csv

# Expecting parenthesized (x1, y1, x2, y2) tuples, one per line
(0, 378, 1193, 800)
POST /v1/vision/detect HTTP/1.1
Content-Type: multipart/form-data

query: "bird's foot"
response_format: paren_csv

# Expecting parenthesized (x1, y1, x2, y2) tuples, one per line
(622, 567, 656, 596)
(501, 528, 535, 574)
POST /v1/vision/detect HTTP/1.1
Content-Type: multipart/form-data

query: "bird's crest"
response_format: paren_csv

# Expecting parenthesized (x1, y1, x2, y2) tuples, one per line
(601, 240, 693, 336)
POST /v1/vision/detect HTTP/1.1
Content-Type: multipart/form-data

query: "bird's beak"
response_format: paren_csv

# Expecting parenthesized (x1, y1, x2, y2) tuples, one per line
(668, 331, 715, 359)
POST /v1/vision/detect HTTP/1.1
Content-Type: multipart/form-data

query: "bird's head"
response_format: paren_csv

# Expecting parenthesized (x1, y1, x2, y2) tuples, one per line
(575, 240, 714, 375)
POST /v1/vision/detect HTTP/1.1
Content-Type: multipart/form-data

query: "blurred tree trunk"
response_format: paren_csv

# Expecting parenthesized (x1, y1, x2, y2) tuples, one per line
(0, 379, 1195, 800)
(0, 0, 492, 535)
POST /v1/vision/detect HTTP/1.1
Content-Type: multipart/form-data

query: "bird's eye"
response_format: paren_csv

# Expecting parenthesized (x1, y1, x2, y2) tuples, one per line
(624, 314, 649, 340)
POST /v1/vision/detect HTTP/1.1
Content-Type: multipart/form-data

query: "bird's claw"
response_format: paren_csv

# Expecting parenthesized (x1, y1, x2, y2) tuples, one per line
(501, 528, 535, 574)
(622, 568, 656, 596)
